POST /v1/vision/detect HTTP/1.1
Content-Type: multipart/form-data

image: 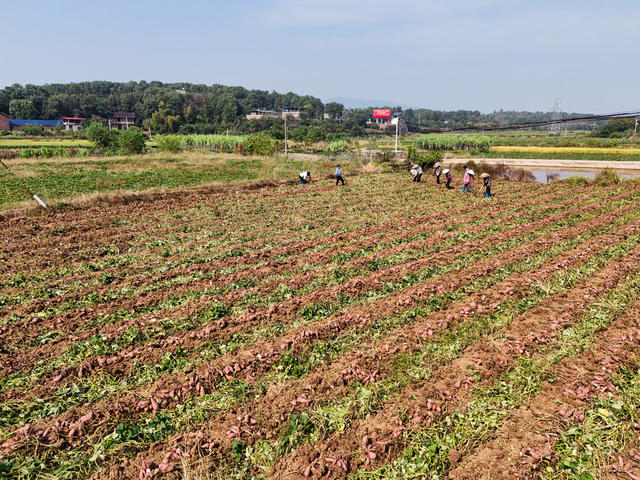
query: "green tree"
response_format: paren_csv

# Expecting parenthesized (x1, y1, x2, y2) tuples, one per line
(147, 101, 181, 134)
(305, 127, 324, 143)
(599, 118, 635, 137)
(85, 122, 119, 152)
(268, 123, 285, 140)
(291, 127, 307, 142)
(118, 127, 147, 154)
(301, 103, 315, 121)
(9, 99, 36, 119)
(242, 132, 276, 155)
(324, 102, 344, 120)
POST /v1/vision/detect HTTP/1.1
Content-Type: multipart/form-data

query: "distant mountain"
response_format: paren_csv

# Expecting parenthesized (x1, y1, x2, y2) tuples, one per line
(324, 97, 413, 110)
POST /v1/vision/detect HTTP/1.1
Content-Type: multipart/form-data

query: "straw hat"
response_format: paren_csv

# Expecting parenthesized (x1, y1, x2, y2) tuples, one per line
(443, 169, 450, 174)
(480, 173, 490, 178)
(434, 162, 442, 168)
(467, 169, 475, 176)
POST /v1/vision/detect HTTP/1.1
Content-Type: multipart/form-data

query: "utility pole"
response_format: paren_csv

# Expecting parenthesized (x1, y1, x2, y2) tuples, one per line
(395, 120, 399, 157)
(392, 116, 399, 160)
(284, 111, 288, 156)
(635, 117, 638, 135)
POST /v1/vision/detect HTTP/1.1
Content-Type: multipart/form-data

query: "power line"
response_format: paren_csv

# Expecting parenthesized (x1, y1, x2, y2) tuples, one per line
(407, 109, 640, 134)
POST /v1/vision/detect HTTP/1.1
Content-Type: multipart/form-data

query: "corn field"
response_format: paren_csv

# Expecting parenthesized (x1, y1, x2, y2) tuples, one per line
(157, 134, 248, 152)
(415, 134, 492, 151)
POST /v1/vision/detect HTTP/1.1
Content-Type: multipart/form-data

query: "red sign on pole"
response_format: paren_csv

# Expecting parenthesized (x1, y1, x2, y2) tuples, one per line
(373, 109, 392, 119)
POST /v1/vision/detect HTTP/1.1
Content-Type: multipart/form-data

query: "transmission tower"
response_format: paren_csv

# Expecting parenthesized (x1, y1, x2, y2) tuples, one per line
(549, 98, 562, 135)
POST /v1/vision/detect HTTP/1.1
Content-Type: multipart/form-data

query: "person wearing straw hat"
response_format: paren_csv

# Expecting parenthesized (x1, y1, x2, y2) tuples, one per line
(444, 168, 453, 189)
(462, 166, 474, 193)
(410, 164, 423, 182)
(480, 172, 492, 197)
(434, 162, 442, 184)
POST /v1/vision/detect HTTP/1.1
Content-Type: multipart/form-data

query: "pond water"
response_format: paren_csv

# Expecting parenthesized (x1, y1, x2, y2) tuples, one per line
(526, 168, 640, 183)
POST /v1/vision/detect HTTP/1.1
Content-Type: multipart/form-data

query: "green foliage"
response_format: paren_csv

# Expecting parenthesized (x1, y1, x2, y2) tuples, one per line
(408, 145, 441, 168)
(231, 440, 247, 459)
(155, 135, 183, 153)
(242, 132, 276, 155)
(326, 140, 350, 156)
(182, 134, 247, 152)
(85, 123, 119, 152)
(593, 168, 621, 186)
(597, 118, 635, 138)
(20, 124, 46, 136)
(146, 101, 181, 134)
(324, 102, 344, 120)
(118, 127, 147, 154)
(279, 413, 315, 455)
(9, 99, 36, 119)
(563, 175, 590, 186)
(203, 303, 231, 320)
(415, 134, 492, 151)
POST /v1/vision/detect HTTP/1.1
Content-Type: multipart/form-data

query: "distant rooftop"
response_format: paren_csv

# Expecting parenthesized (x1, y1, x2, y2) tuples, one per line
(9, 119, 63, 126)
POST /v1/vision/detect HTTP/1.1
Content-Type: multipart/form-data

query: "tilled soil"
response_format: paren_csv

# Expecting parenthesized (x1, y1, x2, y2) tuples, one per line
(1, 174, 640, 480)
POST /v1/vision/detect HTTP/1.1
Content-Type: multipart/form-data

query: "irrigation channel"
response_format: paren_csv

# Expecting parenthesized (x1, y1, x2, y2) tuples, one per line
(527, 168, 640, 183)
(446, 158, 640, 183)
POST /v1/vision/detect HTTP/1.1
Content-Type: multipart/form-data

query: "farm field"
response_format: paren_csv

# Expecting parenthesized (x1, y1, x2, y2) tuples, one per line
(2, 174, 640, 479)
(0, 138, 91, 148)
(491, 145, 640, 156)
(0, 152, 376, 212)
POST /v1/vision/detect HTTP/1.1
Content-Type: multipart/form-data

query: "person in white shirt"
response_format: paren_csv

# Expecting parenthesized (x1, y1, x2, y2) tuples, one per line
(299, 171, 311, 184)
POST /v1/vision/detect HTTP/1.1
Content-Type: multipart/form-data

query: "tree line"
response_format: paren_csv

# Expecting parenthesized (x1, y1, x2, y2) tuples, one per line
(0, 81, 599, 138)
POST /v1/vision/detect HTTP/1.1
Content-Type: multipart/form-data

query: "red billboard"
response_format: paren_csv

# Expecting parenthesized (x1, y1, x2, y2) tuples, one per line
(373, 109, 392, 119)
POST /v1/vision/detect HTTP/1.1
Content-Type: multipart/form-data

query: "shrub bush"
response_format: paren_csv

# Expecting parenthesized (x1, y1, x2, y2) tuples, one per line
(563, 175, 590, 187)
(86, 123, 119, 152)
(593, 168, 620, 186)
(326, 140, 350, 156)
(20, 125, 46, 136)
(156, 135, 183, 153)
(242, 132, 276, 155)
(118, 127, 147, 154)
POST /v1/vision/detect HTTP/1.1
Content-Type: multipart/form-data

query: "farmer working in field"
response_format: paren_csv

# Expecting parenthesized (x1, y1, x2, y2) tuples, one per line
(462, 166, 474, 193)
(410, 164, 423, 182)
(434, 162, 442, 184)
(299, 171, 311, 184)
(444, 168, 453, 189)
(335, 164, 345, 185)
(481, 173, 491, 197)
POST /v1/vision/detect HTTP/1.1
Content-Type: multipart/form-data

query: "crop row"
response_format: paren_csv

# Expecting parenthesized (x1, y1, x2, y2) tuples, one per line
(414, 134, 492, 151)
(2, 174, 640, 479)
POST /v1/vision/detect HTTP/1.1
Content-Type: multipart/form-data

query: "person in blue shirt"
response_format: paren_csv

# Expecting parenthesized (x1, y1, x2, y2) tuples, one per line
(335, 164, 345, 185)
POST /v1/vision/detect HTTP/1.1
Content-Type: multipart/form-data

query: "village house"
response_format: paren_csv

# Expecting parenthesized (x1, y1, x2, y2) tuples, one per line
(61, 117, 84, 131)
(108, 112, 136, 130)
(245, 110, 280, 120)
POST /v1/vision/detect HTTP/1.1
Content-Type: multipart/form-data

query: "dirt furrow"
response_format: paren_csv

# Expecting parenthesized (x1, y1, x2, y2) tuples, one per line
(0, 183, 583, 381)
(447, 301, 640, 479)
(3, 190, 636, 476)
(264, 242, 640, 479)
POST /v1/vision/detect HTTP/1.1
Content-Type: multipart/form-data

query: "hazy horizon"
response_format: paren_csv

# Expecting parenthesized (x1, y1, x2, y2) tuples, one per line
(3, 0, 639, 114)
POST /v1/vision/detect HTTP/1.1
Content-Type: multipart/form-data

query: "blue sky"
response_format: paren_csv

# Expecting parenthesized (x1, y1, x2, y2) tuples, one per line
(2, 0, 638, 113)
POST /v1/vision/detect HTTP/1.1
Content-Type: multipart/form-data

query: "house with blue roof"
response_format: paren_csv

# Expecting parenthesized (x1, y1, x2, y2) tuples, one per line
(0, 112, 63, 132)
